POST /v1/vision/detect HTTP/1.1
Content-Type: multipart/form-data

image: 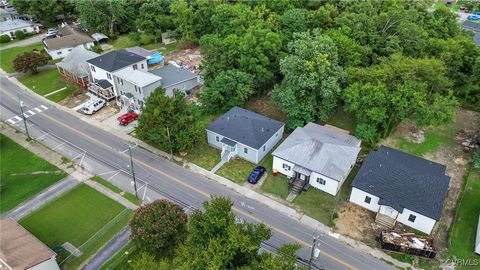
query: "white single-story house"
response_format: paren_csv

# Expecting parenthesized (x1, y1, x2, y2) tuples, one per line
(349, 146, 450, 235)
(0, 218, 60, 270)
(272, 123, 361, 196)
(43, 25, 94, 60)
(206, 107, 284, 164)
(0, 19, 40, 39)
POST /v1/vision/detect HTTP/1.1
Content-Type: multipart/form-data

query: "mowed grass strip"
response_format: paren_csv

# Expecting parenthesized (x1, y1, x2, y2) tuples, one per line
(0, 134, 66, 213)
(18, 69, 67, 98)
(0, 44, 43, 73)
(20, 184, 126, 247)
(90, 176, 142, 205)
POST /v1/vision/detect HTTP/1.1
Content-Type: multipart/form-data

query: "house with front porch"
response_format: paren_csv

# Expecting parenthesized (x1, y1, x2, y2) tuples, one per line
(272, 123, 361, 196)
(56, 46, 98, 89)
(349, 146, 450, 234)
(206, 107, 284, 164)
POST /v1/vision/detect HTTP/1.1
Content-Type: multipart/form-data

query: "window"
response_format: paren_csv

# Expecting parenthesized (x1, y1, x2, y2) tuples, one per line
(139, 88, 142, 94)
(364, 196, 371, 204)
(117, 78, 120, 83)
(282, 163, 291, 171)
(215, 136, 219, 142)
(107, 73, 112, 80)
(263, 145, 266, 151)
(91, 65, 95, 72)
(134, 86, 137, 92)
(68, 48, 72, 51)
(316, 178, 326, 185)
(133, 64, 138, 70)
(141, 64, 144, 69)
(244, 147, 248, 154)
(408, 214, 416, 223)
(22, 29, 26, 32)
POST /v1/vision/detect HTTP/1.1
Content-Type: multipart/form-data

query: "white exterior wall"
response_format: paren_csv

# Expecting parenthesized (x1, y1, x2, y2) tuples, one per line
(272, 156, 295, 178)
(309, 172, 339, 196)
(475, 214, 480, 255)
(27, 256, 60, 270)
(397, 208, 436, 235)
(206, 130, 258, 163)
(349, 187, 381, 212)
(256, 126, 284, 163)
(1, 24, 36, 39)
(47, 42, 94, 60)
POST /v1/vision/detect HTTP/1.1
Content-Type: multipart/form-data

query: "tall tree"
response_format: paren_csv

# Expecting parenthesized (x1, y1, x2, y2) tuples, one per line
(136, 88, 201, 153)
(130, 200, 187, 258)
(170, 0, 195, 45)
(272, 30, 344, 129)
(75, 0, 138, 36)
(136, 0, 175, 43)
(11, 0, 74, 23)
(200, 69, 254, 113)
(344, 53, 458, 142)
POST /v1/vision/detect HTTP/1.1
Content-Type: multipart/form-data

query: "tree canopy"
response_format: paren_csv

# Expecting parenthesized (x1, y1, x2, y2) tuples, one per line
(13, 52, 49, 74)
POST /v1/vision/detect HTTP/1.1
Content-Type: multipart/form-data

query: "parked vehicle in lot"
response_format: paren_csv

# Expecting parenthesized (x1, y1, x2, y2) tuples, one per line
(247, 166, 266, 184)
(117, 112, 138, 126)
(467, 14, 480, 20)
(83, 98, 106, 115)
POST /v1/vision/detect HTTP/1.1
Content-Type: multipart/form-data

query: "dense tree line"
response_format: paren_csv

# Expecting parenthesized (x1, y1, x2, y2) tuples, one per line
(12, 0, 479, 144)
(130, 197, 304, 269)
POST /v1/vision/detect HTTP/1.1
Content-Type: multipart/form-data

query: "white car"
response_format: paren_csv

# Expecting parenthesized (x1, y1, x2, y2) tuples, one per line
(83, 99, 106, 115)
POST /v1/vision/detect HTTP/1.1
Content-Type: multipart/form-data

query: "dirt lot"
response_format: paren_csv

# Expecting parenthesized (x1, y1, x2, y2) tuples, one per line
(333, 108, 480, 254)
(164, 46, 202, 74)
(58, 92, 89, 109)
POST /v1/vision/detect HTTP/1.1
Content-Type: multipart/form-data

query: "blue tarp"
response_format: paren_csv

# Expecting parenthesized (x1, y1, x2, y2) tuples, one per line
(148, 53, 164, 65)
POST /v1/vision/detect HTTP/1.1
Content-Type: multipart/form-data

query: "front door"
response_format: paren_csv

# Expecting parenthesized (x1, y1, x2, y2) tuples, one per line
(229, 145, 236, 152)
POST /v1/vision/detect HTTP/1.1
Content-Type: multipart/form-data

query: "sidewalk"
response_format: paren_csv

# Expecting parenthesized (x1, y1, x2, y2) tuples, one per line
(2, 71, 411, 269)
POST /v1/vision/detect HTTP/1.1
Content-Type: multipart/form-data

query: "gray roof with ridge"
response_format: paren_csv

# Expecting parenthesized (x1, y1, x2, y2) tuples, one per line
(87, 50, 145, 72)
(351, 146, 450, 220)
(207, 107, 284, 149)
(272, 123, 361, 181)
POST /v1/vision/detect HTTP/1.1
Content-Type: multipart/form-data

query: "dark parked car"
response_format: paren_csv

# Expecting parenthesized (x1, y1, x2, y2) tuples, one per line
(117, 112, 138, 126)
(247, 166, 266, 184)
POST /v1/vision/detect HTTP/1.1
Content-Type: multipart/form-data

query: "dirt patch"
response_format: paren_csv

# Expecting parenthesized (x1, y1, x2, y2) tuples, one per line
(92, 102, 120, 122)
(58, 92, 89, 109)
(164, 46, 202, 74)
(245, 94, 286, 122)
(334, 202, 377, 245)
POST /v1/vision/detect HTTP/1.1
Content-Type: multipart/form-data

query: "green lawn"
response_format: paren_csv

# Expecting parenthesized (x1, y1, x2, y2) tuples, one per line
(293, 188, 336, 226)
(185, 114, 221, 170)
(20, 184, 132, 269)
(18, 69, 67, 97)
(323, 106, 357, 134)
(0, 44, 43, 73)
(394, 125, 455, 157)
(109, 34, 177, 53)
(446, 169, 480, 269)
(91, 176, 142, 205)
(45, 85, 77, 102)
(260, 173, 290, 200)
(0, 134, 66, 213)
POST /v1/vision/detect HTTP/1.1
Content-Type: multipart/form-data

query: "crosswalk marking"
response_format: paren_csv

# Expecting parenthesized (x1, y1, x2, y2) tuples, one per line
(5, 105, 49, 125)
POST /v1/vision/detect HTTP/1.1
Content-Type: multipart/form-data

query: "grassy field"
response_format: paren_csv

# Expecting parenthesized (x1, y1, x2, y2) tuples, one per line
(0, 134, 66, 213)
(323, 106, 357, 134)
(91, 176, 142, 205)
(18, 69, 67, 97)
(260, 173, 290, 200)
(0, 44, 43, 73)
(99, 242, 140, 270)
(293, 188, 336, 225)
(20, 184, 131, 269)
(446, 169, 480, 269)
(45, 85, 77, 102)
(217, 153, 277, 184)
(109, 34, 177, 53)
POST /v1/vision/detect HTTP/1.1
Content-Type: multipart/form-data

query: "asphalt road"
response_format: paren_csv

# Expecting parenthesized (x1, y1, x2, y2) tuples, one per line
(0, 76, 395, 270)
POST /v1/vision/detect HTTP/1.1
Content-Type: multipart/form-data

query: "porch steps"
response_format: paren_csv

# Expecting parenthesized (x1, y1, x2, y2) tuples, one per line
(290, 178, 307, 195)
(375, 213, 396, 229)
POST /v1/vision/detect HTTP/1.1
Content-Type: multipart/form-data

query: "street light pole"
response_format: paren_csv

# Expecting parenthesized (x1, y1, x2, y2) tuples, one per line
(18, 94, 30, 139)
(128, 146, 139, 198)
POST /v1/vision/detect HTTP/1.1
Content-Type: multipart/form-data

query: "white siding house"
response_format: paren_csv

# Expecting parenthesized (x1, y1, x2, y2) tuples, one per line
(43, 26, 94, 60)
(272, 123, 361, 196)
(206, 107, 284, 164)
(349, 146, 450, 235)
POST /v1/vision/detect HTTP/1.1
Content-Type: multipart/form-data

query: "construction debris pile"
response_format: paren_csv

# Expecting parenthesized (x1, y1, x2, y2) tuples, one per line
(378, 231, 437, 258)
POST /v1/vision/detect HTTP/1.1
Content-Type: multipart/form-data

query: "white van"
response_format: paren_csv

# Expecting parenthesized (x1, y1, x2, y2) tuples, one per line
(83, 98, 106, 115)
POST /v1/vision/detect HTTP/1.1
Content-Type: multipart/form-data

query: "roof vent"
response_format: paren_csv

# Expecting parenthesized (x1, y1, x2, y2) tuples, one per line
(261, 128, 264, 132)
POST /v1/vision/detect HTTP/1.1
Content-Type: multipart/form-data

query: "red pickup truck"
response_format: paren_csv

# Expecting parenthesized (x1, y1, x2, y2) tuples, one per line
(117, 112, 138, 126)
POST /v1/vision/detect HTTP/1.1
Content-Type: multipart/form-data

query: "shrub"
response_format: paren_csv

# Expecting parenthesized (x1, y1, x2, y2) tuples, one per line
(129, 32, 141, 43)
(14, 30, 25, 40)
(0, 34, 10, 43)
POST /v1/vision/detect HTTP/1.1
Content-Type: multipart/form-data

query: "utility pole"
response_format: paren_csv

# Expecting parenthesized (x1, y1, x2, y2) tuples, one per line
(18, 94, 30, 139)
(166, 127, 173, 159)
(128, 146, 139, 198)
(308, 234, 321, 270)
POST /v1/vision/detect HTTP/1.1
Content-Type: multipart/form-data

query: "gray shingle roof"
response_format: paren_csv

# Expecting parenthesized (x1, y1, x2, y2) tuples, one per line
(0, 19, 35, 32)
(148, 64, 198, 88)
(272, 123, 361, 181)
(57, 47, 98, 77)
(207, 107, 284, 149)
(351, 146, 450, 220)
(87, 50, 145, 72)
